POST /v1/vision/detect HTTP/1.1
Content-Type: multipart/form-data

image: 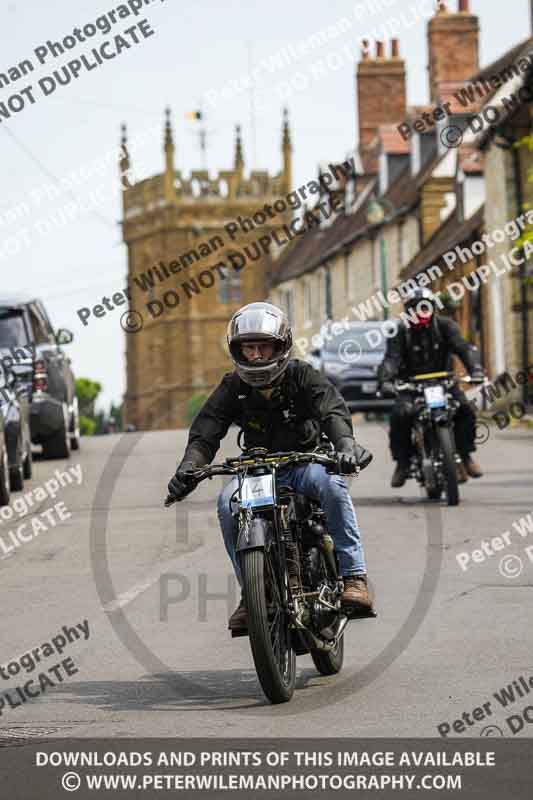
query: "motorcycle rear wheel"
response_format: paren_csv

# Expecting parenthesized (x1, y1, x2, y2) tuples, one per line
(241, 548, 296, 704)
(437, 426, 459, 506)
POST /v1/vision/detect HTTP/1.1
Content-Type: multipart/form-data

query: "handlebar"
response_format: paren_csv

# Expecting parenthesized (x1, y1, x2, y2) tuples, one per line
(164, 449, 344, 508)
(393, 371, 486, 393)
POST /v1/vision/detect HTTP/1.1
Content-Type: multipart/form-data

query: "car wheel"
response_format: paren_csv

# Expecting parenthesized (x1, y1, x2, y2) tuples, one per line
(0, 445, 11, 507)
(43, 403, 71, 460)
(10, 464, 24, 492)
(70, 397, 81, 451)
(23, 445, 33, 480)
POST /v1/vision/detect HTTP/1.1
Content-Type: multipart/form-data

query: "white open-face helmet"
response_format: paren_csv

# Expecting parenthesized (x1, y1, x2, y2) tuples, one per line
(227, 302, 293, 388)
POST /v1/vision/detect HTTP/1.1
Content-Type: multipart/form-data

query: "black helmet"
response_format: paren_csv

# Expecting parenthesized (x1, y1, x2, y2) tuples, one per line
(227, 302, 292, 388)
(403, 287, 436, 311)
(403, 287, 436, 330)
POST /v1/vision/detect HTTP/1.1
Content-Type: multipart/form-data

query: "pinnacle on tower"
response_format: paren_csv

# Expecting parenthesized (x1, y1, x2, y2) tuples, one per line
(119, 123, 131, 189)
(164, 106, 174, 150)
(234, 124, 244, 170)
(282, 107, 291, 150)
(163, 107, 176, 202)
(282, 108, 292, 192)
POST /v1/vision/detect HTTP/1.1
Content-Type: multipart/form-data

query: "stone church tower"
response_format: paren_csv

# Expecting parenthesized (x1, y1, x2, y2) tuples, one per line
(121, 110, 292, 430)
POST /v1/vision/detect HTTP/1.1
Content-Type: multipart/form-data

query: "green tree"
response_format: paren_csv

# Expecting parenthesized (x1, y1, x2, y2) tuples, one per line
(75, 377, 102, 436)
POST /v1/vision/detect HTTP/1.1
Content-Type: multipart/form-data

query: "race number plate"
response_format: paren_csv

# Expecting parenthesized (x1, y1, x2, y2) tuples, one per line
(424, 385, 446, 408)
(241, 474, 275, 508)
(361, 381, 377, 393)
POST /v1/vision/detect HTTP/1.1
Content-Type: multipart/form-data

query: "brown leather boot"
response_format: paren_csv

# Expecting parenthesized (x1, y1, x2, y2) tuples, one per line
(341, 574, 373, 611)
(456, 461, 469, 484)
(465, 457, 483, 478)
(228, 596, 247, 631)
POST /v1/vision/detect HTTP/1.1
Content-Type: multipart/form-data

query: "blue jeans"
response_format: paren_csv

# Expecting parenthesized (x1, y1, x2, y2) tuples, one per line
(216, 463, 367, 588)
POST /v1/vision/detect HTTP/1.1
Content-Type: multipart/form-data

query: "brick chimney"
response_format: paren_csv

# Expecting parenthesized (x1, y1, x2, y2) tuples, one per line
(356, 38, 406, 154)
(428, 0, 479, 104)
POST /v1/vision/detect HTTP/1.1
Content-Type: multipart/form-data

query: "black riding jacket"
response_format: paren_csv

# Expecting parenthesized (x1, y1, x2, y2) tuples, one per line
(180, 359, 354, 468)
(378, 315, 477, 382)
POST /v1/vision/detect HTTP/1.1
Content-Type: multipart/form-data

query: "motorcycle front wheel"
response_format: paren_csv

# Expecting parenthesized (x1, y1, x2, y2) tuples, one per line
(241, 548, 296, 704)
(437, 426, 459, 506)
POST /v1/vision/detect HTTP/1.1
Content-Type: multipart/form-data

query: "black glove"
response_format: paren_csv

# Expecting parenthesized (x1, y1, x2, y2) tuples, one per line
(379, 380, 395, 397)
(470, 367, 485, 382)
(167, 460, 198, 501)
(336, 437, 373, 474)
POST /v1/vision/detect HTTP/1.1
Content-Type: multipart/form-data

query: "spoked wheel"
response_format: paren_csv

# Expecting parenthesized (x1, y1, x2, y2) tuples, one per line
(437, 426, 459, 506)
(241, 548, 296, 704)
(421, 456, 441, 501)
(311, 634, 345, 676)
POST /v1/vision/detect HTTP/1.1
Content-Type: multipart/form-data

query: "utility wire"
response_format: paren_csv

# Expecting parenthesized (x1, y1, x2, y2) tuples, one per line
(2, 125, 117, 231)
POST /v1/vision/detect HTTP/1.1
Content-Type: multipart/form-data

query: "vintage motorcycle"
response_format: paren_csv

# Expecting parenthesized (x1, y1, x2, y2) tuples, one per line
(165, 443, 376, 704)
(393, 370, 482, 506)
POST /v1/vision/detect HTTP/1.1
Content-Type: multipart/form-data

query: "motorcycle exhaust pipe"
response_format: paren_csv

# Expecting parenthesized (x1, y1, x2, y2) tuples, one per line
(294, 614, 348, 652)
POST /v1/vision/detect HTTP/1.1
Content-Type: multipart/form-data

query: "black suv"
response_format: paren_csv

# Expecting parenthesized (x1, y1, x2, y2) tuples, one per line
(0, 294, 79, 459)
(306, 321, 394, 414)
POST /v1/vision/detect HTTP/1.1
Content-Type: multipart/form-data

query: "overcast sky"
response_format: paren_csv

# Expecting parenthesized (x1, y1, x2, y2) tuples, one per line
(1, 0, 530, 410)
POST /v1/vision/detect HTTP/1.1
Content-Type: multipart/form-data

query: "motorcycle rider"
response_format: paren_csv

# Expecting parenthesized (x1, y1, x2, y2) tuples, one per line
(378, 288, 485, 488)
(167, 301, 374, 630)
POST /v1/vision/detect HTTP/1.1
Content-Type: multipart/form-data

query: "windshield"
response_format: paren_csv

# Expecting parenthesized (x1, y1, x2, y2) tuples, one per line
(323, 327, 385, 354)
(0, 308, 29, 347)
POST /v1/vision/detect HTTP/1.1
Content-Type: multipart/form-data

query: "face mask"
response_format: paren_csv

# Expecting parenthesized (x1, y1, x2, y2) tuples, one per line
(412, 313, 433, 330)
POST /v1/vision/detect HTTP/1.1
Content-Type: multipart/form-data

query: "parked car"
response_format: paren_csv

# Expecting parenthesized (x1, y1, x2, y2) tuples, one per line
(306, 321, 393, 413)
(0, 362, 32, 504)
(0, 294, 79, 459)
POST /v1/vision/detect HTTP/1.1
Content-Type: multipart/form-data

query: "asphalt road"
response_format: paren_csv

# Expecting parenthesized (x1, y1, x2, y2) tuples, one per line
(0, 420, 532, 741)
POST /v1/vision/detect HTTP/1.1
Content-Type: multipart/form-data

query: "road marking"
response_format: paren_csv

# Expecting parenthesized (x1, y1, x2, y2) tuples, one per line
(103, 540, 221, 613)
(103, 574, 161, 612)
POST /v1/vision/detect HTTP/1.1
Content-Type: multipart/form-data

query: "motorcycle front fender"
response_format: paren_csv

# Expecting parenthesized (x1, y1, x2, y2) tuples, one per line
(236, 515, 272, 552)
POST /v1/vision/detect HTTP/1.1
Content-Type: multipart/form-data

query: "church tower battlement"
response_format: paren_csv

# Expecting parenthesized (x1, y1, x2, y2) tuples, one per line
(120, 109, 292, 430)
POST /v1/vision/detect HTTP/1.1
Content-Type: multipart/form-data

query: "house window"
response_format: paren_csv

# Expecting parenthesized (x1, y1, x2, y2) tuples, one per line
(280, 288, 295, 325)
(218, 267, 241, 303)
(325, 265, 333, 320)
(398, 222, 407, 268)
(316, 270, 324, 317)
(303, 281, 312, 326)
(344, 251, 354, 299)
(372, 238, 380, 288)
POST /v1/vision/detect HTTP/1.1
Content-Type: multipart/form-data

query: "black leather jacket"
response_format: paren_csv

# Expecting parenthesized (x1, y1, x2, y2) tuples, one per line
(180, 359, 355, 468)
(378, 315, 478, 383)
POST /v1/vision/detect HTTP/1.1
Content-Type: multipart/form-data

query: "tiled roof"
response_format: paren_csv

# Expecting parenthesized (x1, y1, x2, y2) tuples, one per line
(402, 203, 485, 279)
(271, 145, 448, 287)
(472, 36, 533, 99)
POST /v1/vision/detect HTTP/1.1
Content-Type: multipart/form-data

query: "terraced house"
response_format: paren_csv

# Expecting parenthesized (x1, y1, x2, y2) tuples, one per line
(270, 0, 533, 409)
